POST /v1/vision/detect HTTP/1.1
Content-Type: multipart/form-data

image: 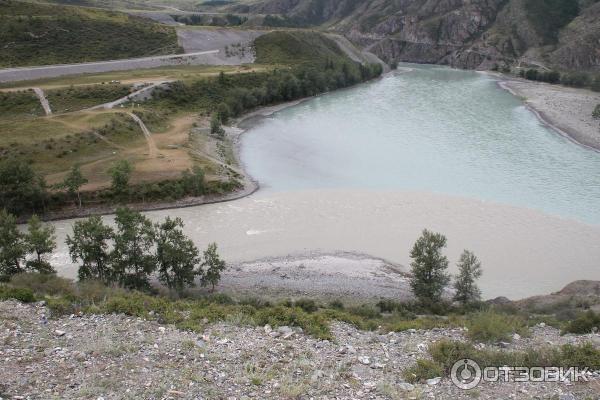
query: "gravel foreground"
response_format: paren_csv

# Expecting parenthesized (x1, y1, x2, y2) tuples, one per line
(2, 301, 600, 399)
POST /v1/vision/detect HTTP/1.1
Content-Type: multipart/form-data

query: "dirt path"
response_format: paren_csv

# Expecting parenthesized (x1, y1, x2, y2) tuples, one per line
(128, 112, 159, 157)
(89, 81, 171, 110)
(32, 87, 52, 115)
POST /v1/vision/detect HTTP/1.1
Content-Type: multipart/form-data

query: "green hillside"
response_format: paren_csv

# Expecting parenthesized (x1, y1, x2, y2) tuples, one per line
(254, 30, 348, 65)
(0, 0, 182, 67)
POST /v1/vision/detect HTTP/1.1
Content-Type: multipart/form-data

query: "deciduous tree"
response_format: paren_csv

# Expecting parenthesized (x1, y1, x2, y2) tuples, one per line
(62, 165, 88, 208)
(0, 209, 27, 280)
(109, 160, 132, 198)
(24, 215, 56, 274)
(453, 250, 482, 305)
(155, 217, 201, 294)
(409, 229, 450, 305)
(201, 243, 225, 292)
(111, 207, 156, 291)
(66, 215, 113, 283)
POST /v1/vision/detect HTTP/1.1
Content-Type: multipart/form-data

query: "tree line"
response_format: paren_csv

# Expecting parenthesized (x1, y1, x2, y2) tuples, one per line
(0, 207, 225, 294)
(518, 68, 600, 91)
(152, 59, 383, 128)
(0, 157, 207, 218)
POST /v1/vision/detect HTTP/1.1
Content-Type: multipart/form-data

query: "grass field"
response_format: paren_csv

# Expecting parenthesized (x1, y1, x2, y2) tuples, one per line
(0, 90, 44, 119)
(46, 84, 133, 113)
(0, 0, 182, 67)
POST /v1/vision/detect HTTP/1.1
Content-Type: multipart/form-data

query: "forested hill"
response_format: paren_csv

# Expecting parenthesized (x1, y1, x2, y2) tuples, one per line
(228, 0, 600, 72)
(0, 0, 181, 67)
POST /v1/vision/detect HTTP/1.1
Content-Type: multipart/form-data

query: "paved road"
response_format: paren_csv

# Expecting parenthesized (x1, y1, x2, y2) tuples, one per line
(0, 50, 219, 83)
(32, 87, 52, 115)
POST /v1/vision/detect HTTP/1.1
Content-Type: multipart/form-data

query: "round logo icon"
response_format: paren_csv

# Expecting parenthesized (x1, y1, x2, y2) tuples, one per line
(451, 358, 482, 389)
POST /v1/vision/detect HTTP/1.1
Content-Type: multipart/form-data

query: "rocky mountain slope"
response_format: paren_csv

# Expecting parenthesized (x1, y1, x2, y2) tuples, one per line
(2, 299, 599, 399)
(230, 0, 600, 71)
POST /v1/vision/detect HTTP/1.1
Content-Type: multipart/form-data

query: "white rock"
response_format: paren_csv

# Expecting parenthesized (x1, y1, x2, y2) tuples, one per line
(264, 324, 272, 334)
(158, 327, 166, 334)
(358, 356, 370, 365)
(54, 330, 66, 337)
(426, 377, 441, 385)
(513, 333, 521, 340)
(398, 382, 415, 391)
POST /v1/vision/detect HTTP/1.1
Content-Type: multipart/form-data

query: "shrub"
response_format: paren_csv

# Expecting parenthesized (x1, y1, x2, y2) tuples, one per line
(387, 315, 462, 332)
(346, 304, 381, 319)
(329, 300, 344, 310)
(562, 310, 600, 334)
(0, 286, 35, 302)
(427, 339, 600, 371)
(294, 298, 318, 313)
(254, 306, 331, 339)
(45, 296, 77, 316)
(10, 273, 74, 297)
(467, 311, 529, 342)
(403, 359, 444, 383)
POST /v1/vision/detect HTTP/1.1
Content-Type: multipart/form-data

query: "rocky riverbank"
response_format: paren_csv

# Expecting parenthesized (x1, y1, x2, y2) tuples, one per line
(1, 299, 599, 399)
(498, 79, 600, 152)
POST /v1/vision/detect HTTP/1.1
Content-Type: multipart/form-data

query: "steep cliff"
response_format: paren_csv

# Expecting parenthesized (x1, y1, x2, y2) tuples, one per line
(232, 0, 599, 71)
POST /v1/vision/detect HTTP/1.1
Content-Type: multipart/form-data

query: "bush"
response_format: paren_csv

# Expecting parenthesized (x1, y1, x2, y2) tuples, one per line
(467, 311, 529, 342)
(0, 286, 35, 302)
(427, 339, 600, 371)
(593, 104, 600, 119)
(387, 315, 462, 332)
(293, 298, 318, 313)
(254, 306, 331, 339)
(561, 72, 590, 88)
(563, 310, 600, 334)
(403, 359, 444, 383)
(45, 296, 77, 316)
(329, 300, 345, 310)
(10, 273, 74, 297)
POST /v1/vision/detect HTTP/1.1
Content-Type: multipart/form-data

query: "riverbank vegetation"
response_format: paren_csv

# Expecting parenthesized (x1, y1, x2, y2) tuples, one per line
(0, 207, 225, 294)
(516, 67, 600, 91)
(150, 32, 382, 116)
(0, 0, 181, 67)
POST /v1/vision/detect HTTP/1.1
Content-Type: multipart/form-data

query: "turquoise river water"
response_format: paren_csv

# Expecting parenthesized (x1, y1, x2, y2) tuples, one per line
(241, 64, 600, 225)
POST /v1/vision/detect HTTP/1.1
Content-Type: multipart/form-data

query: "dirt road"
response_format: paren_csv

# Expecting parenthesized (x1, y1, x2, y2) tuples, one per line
(128, 112, 159, 157)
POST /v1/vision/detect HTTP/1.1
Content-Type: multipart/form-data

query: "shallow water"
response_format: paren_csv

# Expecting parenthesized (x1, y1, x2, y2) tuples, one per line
(241, 64, 600, 225)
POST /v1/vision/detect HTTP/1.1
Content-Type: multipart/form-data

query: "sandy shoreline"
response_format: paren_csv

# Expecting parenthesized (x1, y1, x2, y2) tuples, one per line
(47, 189, 600, 300)
(497, 78, 600, 152)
